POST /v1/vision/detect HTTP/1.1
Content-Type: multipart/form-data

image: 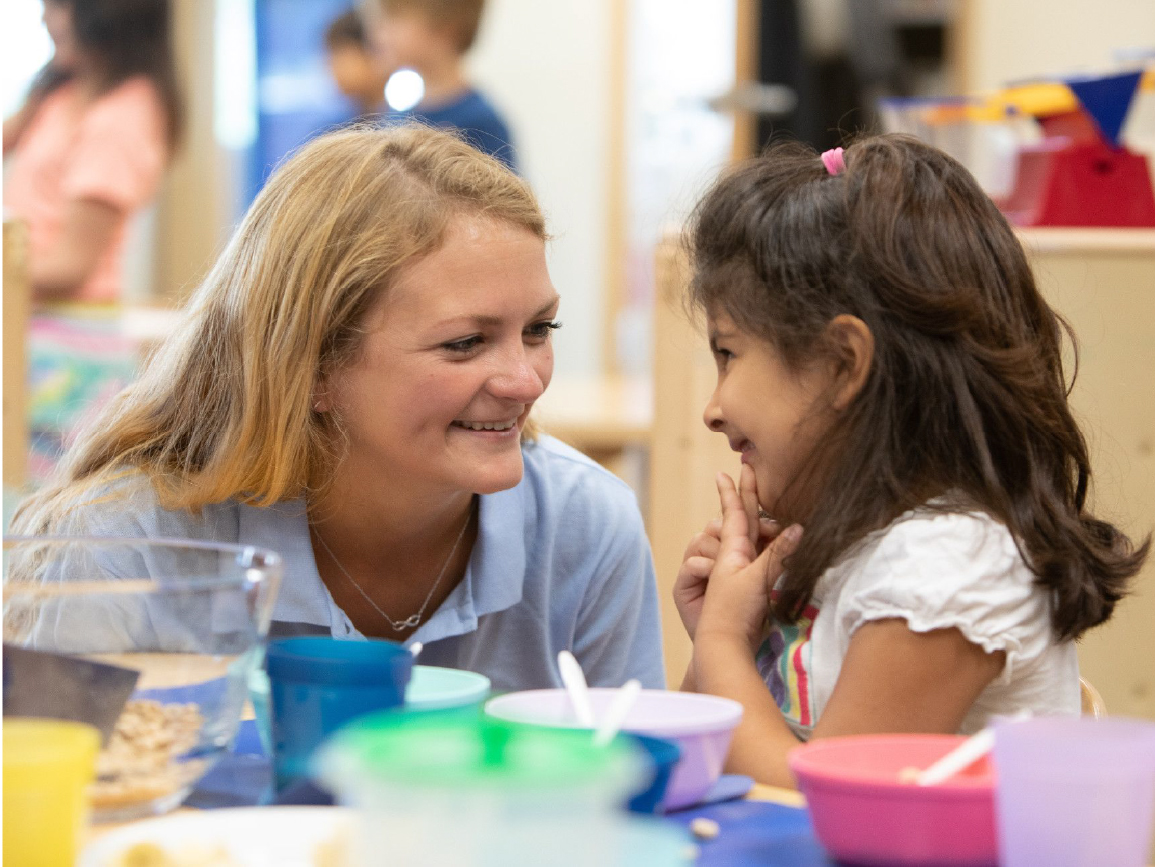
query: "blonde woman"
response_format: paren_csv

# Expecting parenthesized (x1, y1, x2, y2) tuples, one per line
(12, 125, 665, 691)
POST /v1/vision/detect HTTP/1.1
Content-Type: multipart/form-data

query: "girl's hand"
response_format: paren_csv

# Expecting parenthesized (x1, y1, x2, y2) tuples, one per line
(673, 518, 721, 641)
(674, 469, 783, 641)
(695, 466, 802, 650)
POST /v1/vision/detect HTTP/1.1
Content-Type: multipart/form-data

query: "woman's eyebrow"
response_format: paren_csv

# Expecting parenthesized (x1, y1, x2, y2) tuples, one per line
(439, 295, 561, 329)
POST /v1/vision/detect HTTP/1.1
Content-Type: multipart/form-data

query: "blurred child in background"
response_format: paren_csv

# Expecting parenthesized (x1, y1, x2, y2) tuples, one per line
(325, 8, 390, 123)
(3, 0, 183, 483)
(364, 0, 518, 171)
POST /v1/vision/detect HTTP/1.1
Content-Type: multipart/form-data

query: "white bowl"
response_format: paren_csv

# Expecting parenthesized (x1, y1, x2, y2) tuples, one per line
(484, 688, 743, 810)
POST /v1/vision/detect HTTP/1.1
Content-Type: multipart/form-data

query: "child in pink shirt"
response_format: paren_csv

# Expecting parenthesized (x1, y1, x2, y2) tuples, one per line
(5, 76, 168, 303)
(3, 0, 182, 480)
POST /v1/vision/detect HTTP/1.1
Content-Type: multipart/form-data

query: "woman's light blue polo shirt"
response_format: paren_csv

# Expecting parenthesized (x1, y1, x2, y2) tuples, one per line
(51, 435, 666, 691)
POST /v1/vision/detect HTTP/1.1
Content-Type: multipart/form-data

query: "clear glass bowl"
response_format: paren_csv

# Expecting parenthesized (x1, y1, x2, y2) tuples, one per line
(2, 536, 282, 822)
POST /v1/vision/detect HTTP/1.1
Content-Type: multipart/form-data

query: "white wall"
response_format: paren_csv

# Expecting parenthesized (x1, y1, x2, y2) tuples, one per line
(967, 0, 1155, 91)
(467, 0, 613, 380)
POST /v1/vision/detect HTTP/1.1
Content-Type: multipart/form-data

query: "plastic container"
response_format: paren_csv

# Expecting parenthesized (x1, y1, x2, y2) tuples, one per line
(788, 733, 997, 866)
(993, 716, 1155, 867)
(3, 718, 101, 866)
(265, 637, 413, 791)
(484, 688, 742, 810)
(625, 734, 681, 814)
(314, 713, 647, 866)
(2, 535, 282, 822)
(404, 664, 492, 711)
(250, 663, 491, 757)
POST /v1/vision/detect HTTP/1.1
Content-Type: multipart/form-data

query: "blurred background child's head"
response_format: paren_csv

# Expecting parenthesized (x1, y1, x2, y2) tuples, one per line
(368, 0, 485, 73)
(325, 8, 390, 117)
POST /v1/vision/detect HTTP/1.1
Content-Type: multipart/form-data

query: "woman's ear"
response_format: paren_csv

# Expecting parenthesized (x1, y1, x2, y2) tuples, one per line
(824, 314, 874, 411)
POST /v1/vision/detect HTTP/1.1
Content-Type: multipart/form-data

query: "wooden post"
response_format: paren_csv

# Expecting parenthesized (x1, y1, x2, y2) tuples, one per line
(649, 235, 741, 686)
(3, 220, 31, 490)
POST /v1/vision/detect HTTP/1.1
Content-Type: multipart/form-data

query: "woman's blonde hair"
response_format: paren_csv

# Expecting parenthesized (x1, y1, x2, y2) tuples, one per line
(15, 123, 546, 532)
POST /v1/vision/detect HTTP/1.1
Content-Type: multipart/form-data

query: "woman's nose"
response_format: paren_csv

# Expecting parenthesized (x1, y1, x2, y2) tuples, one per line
(491, 348, 547, 401)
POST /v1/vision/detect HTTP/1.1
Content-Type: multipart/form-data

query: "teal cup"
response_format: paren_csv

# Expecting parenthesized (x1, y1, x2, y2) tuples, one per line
(264, 637, 414, 791)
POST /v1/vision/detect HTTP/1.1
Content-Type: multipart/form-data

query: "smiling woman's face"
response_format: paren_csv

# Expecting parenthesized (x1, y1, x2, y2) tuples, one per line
(321, 213, 558, 499)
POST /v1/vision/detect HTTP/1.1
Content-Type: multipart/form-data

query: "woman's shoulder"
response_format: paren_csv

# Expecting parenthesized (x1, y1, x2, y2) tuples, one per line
(520, 434, 644, 525)
(523, 434, 637, 493)
(51, 472, 239, 541)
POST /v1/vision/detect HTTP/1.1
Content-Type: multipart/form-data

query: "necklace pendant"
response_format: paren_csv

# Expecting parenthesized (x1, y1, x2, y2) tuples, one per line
(314, 498, 473, 637)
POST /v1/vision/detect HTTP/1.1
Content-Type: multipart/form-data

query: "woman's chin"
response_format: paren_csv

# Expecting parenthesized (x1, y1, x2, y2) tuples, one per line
(458, 458, 525, 496)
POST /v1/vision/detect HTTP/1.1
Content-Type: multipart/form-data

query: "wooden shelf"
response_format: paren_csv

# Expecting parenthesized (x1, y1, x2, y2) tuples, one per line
(1016, 228, 1155, 255)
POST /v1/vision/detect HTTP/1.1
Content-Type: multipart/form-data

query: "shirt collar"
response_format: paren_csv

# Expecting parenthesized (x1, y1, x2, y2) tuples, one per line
(238, 483, 530, 642)
(238, 497, 333, 630)
(411, 483, 528, 644)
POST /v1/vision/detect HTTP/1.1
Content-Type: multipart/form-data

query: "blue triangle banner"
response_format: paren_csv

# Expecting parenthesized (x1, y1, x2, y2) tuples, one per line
(1065, 70, 1143, 147)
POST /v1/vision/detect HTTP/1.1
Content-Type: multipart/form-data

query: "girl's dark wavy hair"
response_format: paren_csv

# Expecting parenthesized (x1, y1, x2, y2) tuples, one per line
(686, 133, 1147, 641)
(33, 0, 183, 147)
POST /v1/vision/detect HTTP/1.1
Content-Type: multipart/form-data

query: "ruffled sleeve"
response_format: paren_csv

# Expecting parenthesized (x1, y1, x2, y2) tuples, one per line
(838, 511, 1053, 685)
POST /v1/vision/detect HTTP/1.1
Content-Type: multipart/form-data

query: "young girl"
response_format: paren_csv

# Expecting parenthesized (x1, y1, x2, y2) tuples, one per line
(5, 0, 181, 301)
(673, 135, 1148, 788)
(4, 0, 183, 479)
(12, 124, 665, 692)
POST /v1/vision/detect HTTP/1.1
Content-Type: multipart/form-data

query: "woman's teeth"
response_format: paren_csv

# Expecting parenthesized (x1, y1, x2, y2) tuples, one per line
(455, 420, 516, 431)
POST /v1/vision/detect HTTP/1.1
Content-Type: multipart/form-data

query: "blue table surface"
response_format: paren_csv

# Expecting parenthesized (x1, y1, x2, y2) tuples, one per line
(186, 720, 834, 867)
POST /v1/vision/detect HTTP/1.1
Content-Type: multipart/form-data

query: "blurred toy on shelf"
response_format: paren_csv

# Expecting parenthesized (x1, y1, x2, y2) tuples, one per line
(997, 69, 1155, 227)
(879, 66, 1155, 227)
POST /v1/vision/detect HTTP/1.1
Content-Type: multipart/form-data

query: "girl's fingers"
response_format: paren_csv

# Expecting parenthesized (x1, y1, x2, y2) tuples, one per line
(752, 523, 804, 591)
(756, 516, 782, 553)
(681, 555, 715, 580)
(706, 518, 722, 539)
(684, 531, 721, 561)
(759, 516, 781, 538)
(739, 464, 761, 550)
(715, 472, 755, 569)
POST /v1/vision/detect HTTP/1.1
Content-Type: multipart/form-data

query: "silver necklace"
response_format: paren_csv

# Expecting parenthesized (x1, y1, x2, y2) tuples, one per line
(313, 503, 473, 632)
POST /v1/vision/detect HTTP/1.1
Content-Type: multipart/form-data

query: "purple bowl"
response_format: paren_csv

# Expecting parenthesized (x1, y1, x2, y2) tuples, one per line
(484, 688, 743, 810)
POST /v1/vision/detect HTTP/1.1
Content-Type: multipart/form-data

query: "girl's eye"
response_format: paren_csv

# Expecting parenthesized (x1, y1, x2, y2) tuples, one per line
(710, 341, 734, 368)
(526, 320, 562, 341)
(443, 336, 482, 354)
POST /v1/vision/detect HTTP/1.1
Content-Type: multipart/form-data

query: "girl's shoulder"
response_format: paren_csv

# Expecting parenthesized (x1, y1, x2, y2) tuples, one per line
(847, 506, 1023, 583)
(827, 505, 1037, 620)
(83, 77, 167, 141)
(826, 505, 1064, 686)
(94, 76, 165, 114)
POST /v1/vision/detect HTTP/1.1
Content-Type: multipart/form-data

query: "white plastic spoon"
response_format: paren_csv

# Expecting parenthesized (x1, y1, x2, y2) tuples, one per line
(916, 711, 1031, 786)
(557, 650, 595, 727)
(593, 679, 642, 747)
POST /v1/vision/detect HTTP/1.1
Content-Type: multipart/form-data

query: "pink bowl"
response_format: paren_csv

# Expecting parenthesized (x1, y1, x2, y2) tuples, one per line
(484, 688, 743, 810)
(789, 734, 997, 867)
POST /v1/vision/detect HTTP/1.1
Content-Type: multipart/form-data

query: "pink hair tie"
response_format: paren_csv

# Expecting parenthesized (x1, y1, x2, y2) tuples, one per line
(821, 147, 846, 176)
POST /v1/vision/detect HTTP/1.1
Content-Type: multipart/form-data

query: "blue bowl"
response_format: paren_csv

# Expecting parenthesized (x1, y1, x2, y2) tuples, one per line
(625, 733, 682, 814)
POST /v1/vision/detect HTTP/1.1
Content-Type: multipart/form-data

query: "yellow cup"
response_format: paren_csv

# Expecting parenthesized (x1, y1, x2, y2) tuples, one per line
(3, 718, 101, 867)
